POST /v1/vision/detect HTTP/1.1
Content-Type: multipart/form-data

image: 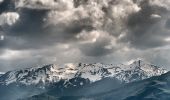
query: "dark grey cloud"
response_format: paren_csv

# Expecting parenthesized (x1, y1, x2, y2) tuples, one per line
(165, 18, 170, 29)
(74, 0, 88, 8)
(78, 35, 114, 56)
(0, 0, 170, 71)
(0, 0, 15, 14)
(122, 0, 170, 49)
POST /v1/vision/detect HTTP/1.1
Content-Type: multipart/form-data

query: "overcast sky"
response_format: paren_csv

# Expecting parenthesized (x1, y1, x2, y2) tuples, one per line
(0, 0, 170, 71)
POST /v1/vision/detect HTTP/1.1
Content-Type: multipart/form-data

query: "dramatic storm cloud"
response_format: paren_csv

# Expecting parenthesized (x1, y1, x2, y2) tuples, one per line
(0, 0, 170, 71)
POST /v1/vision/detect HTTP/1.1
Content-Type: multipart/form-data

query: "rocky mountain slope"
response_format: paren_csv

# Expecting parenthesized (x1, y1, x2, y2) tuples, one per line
(27, 71, 170, 100)
(0, 60, 166, 87)
(0, 60, 167, 100)
(67, 71, 170, 100)
(0, 72, 4, 77)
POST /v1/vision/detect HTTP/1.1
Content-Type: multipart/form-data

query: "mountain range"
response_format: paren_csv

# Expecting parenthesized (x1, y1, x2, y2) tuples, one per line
(0, 60, 168, 100)
(42, 71, 170, 100)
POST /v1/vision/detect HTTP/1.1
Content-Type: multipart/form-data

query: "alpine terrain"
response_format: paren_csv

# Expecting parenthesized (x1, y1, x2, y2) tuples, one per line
(0, 60, 167, 100)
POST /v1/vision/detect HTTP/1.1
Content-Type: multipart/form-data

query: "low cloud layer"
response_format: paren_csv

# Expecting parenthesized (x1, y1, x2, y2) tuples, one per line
(0, 0, 170, 71)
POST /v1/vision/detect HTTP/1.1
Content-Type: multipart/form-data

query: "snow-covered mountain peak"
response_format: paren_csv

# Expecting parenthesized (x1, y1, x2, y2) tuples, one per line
(0, 72, 5, 74)
(0, 61, 167, 86)
(0, 72, 5, 77)
(127, 60, 166, 72)
(130, 60, 151, 67)
(115, 60, 167, 82)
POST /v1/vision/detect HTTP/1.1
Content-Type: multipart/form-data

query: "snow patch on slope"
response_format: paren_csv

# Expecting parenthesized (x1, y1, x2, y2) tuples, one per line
(0, 60, 167, 86)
